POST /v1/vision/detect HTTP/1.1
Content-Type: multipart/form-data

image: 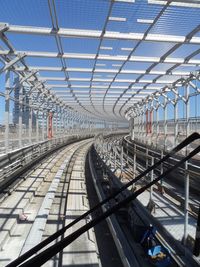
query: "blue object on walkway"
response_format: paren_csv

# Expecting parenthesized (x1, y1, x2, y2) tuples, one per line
(148, 245, 171, 267)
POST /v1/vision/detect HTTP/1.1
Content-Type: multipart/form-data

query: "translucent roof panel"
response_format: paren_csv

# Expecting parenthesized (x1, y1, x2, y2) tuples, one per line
(133, 42, 175, 57)
(169, 44, 200, 58)
(108, 0, 163, 33)
(25, 57, 62, 67)
(66, 59, 95, 68)
(0, 0, 200, 121)
(6, 33, 57, 52)
(149, 6, 200, 36)
(56, 0, 110, 30)
(62, 38, 100, 54)
(0, 0, 51, 27)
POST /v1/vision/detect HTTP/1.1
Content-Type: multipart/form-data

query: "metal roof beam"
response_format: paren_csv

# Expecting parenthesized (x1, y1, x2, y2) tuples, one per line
(125, 71, 200, 115)
(42, 77, 184, 83)
(6, 24, 200, 44)
(13, 66, 192, 76)
(47, 80, 176, 89)
(1, 50, 199, 65)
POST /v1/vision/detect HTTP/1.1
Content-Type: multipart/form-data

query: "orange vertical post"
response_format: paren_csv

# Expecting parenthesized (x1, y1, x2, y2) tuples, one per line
(48, 112, 53, 139)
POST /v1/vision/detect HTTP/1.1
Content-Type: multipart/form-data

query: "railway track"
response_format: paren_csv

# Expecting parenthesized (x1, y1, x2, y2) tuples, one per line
(122, 137, 200, 218)
(99, 135, 200, 219)
(90, 147, 181, 267)
(92, 134, 200, 267)
(1, 133, 199, 267)
(123, 135, 200, 196)
(0, 144, 70, 255)
(0, 139, 100, 267)
(41, 140, 99, 267)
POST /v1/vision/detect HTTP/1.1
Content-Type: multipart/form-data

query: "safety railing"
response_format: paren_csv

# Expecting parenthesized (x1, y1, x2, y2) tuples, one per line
(0, 127, 128, 155)
(0, 133, 94, 194)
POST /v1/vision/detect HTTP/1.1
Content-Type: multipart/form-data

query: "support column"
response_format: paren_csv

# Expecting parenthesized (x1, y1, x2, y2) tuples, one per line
(183, 84, 190, 246)
(42, 112, 45, 141)
(146, 109, 149, 136)
(150, 108, 154, 145)
(156, 107, 159, 148)
(174, 93, 178, 147)
(142, 111, 145, 143)
(133, 144, 136, 180)
(130, 117, 134, 141)
(150, 156, 154, 201)
(36, 110, 39, 143)
(18, 78, 23, 148)
(185, 85, 190, 139)
(136, 115, 138, 139)
(64, 110, 67, 135)
(62, 109, 65, 136)
(48, 111, 53, 139)
(28, 95, 33, 144)
(56, 106, 58, 136)
(136, 113, 139, 140)
(160, 150, 164, 188)
(59, 108, 62, 136)
(5, 70, 10, 153)
(164, 97, 167, 150)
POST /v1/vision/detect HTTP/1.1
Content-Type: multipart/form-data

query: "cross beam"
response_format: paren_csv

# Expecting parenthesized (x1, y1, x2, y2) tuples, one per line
(0, 50, 199, 65)
(6, 24, 200, 44)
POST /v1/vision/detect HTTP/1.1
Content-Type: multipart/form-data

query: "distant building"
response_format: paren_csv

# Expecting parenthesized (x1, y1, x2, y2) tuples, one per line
(13, 78, 36, 127)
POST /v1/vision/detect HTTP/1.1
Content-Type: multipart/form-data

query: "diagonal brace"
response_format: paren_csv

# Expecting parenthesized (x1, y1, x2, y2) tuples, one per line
(0, 53, 26, 74)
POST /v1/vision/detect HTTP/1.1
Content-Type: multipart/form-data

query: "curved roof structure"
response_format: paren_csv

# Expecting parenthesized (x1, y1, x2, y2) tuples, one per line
(0, 0, 200, 123)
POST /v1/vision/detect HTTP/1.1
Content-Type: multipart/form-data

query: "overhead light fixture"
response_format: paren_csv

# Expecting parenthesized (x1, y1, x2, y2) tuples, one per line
(121, 47, 133, 51)
(148, 0, 200, 8)
(96, 63, 106, 66)
(137, 18, 154, 24)
(100, 46, 113, 50)
(108, 16, 127, 22)
(112, 64, 121, 67)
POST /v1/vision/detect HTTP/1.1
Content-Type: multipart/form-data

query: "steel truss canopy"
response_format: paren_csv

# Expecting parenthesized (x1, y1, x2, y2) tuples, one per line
(0, 0, 200, 121)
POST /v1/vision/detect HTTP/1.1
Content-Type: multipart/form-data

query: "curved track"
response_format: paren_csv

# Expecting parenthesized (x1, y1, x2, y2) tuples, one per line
(1, 133, 199, 267)
(121, 136, 200, 217)
(92, 136, 200, 267)
(0, 139, 100, 267)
